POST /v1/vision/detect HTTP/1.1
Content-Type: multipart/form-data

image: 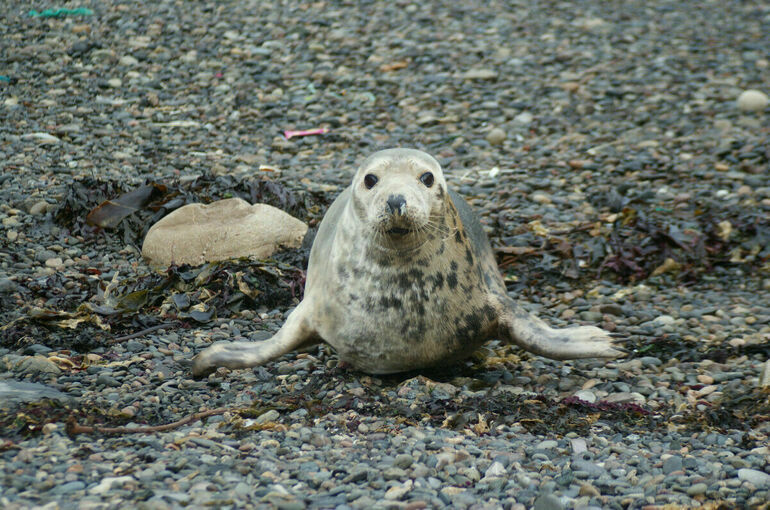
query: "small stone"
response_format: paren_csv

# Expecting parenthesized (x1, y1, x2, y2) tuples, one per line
(22, 132, 60, 143)
(45, 257, 63, 269)
(486, 128, 506, 145)
(461, 69, 497, 80)
(107, 78, 122, 88)
(254, 409, 280, 424)
(573, 390, 597, 403)
(96, 374, 120, 387)
(738, 468, 770, 487)
(662, 455, 683, 475)
(533, 493, 563, 510)
(0, 277, 17, 293)
(484, 461, 507, 478)
(687, 483, 708, 496)
(384, 480, 412, 500)
(513, 112, 533, 125)
(393, 454, 414, 469)
(29, 200, 49, 215)
(119, 55, 139, 66)
(89, 476, 136, 495)
(579, 483, 601, 497)
(736, 90, 768, 112)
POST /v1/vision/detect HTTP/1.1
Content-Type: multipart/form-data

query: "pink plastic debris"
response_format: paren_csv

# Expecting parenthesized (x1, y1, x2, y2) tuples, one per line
(283, 127, 329, 140)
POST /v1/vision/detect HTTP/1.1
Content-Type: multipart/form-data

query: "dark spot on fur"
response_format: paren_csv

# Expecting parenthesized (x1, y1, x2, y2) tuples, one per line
(436, 243, 445, 256)
(415, 301, 425, 316)
(379, 295, 403, 310)
(447, 271, 458, 290)
(464, 311, 482, 336)
(337, 263, 349, 279)
(394, 273, 412, 291)
(407, 268, 424, 283)
(482, 304, 496, 321)
(465, 247, 474, 265)
(430, 273, 444, 291)
(450, 261, 458, 272)
(437, 186, 444, 198)
(454, 230, 463, 244)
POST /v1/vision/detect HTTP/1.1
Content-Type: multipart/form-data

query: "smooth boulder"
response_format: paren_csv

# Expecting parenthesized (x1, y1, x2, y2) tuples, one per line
(142, 198, 307, 267)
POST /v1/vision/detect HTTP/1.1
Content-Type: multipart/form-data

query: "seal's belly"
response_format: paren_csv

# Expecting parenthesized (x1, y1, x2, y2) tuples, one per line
(315, 280, 498, 374)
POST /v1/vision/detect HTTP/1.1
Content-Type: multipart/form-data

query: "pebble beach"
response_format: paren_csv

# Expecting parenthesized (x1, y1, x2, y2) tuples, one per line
(1, 1, 769, 509)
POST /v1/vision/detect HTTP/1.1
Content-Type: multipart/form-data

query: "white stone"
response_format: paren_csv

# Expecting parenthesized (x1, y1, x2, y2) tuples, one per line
(119, 55, 139, 66)
(21, 132, 60, 143)
(107, 78, 122, 88)
(384, 480, 412, 500)
(573, 390, 597, 403)
(460, 69, 497, 80)
(484, 461, 507, 478)
(89, 476, 136, 495)
(142, 198, 307, 267)
(737, 90, 768, 112)
(513, 112, 533, 125)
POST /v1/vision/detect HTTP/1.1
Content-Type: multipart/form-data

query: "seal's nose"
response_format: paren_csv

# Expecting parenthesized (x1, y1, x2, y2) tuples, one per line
(387, 194, 406, 216)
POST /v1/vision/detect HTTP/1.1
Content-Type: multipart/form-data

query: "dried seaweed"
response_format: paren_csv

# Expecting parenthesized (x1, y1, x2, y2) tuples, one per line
(0, 258, 307, 351)
(497, 201, 769, 286)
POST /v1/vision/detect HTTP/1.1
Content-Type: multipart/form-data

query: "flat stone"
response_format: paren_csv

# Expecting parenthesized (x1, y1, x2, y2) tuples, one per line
(460, 69, 497, 80)
(662, 455, 683, 475)
(738, 468, 770, 487)
(533, 493, 563, 510)
(0, 380, 72, 403)
(142, 198, 308, 267)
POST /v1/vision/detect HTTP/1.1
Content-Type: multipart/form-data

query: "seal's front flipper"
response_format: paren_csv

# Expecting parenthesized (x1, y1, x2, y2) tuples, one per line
(191, 301, 320, 378)
(495, 296, 624, 360)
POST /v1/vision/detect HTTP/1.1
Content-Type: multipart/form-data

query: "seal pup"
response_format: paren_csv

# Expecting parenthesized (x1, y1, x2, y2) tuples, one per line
(192, 149, 622, 377)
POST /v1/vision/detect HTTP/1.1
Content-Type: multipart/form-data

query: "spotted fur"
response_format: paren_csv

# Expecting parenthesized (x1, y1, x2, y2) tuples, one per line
(192, 149, 622, 377)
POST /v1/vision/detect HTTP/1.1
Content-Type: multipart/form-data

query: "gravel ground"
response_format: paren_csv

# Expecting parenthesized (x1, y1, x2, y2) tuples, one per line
(1, 1, 769, 509)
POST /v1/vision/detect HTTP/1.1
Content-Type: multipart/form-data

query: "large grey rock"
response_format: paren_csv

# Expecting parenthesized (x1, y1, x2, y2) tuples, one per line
(142, 198, 307, 267)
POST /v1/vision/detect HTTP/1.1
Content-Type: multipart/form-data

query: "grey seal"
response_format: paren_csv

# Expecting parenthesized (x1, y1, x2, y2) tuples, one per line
(192, 148, 622, 377)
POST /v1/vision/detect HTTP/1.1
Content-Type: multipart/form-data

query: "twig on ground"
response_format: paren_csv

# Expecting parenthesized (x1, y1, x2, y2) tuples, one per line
(109, 323, 179, 344)
(65, 407, 228, 436)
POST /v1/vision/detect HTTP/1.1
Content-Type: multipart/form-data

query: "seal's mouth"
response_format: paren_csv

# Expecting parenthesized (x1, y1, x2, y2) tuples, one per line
(386, 227, 413, 236)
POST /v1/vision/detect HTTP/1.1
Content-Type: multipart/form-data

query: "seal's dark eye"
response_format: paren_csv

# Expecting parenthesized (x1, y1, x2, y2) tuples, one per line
(420, 172, 434, 187)
(364, 174, 378, 189)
